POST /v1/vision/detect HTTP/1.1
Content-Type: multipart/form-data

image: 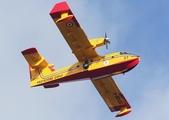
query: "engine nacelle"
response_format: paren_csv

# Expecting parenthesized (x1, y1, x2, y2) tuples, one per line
(89, 38, 105, 49)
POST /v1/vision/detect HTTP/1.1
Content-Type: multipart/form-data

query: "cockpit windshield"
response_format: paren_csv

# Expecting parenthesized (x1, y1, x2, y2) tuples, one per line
(119, 52, 130, 55)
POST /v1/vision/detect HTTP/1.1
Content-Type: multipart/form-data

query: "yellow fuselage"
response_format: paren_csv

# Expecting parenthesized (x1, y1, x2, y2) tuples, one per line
(30, 52, 140, 87)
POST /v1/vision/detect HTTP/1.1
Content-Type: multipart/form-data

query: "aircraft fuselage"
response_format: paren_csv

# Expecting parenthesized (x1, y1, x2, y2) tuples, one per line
(31, 51, 140, 87)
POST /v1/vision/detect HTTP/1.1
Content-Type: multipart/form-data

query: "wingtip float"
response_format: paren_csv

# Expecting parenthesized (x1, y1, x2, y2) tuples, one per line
(115, 107, 132, 117)
(21, 1, 140, 117)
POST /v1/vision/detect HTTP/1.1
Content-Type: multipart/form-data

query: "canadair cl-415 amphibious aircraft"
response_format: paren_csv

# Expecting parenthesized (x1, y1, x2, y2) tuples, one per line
(21, 1, 140, 117)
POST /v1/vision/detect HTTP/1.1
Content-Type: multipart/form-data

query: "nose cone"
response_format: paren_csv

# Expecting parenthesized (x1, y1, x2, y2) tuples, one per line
(124, 56, 140, 73)
(129, 56, 140, 68)
(135, 56, 140, 63)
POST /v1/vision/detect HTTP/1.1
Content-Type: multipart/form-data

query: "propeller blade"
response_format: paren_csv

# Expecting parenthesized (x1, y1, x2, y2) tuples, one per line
(104, 32, 110, 50)
(105, 32, 107, 38)
(106, 42, 108, 50)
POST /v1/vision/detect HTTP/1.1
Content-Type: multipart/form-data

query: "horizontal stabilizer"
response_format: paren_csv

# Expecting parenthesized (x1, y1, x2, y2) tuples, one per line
(21, 47, 48, 69)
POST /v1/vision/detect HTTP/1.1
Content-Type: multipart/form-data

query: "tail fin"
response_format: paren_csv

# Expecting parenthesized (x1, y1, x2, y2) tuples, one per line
(21, 47, 48, 69)
(21, 47, 55, 87)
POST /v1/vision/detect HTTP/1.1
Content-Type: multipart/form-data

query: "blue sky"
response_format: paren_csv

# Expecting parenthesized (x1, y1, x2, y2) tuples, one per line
(0, 0, 169, 120)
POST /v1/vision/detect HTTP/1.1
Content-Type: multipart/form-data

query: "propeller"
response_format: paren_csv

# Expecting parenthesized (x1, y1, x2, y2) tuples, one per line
(104, 32, 110, 50)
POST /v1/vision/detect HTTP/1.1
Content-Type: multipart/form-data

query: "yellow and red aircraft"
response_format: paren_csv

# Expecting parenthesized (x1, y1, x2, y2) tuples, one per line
(21, 2, 140, 117)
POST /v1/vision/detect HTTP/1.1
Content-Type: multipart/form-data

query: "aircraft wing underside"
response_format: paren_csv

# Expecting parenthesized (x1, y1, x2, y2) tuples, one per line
(50, 2, 99, 61)
(91, 77, 131, 116)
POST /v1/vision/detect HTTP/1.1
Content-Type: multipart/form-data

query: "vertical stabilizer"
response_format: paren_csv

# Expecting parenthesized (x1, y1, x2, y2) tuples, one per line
(21, 47, 55, 87)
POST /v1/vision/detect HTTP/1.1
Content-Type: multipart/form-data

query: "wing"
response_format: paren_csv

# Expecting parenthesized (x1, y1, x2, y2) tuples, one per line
(91, 77, 132, 117)
(21, 47, 48, 69)
(50, 2, 98, 61)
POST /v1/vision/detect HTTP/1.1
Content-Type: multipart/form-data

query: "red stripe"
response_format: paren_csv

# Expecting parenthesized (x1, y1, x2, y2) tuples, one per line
(21, 47, 37, 55)
(50, 2, 71, 19)
(89, 58, 139, 78)
(119, 93, 131, 108)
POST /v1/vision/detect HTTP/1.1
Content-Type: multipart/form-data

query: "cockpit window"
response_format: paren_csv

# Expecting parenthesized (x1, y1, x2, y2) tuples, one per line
(120, 52, 129, 55)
